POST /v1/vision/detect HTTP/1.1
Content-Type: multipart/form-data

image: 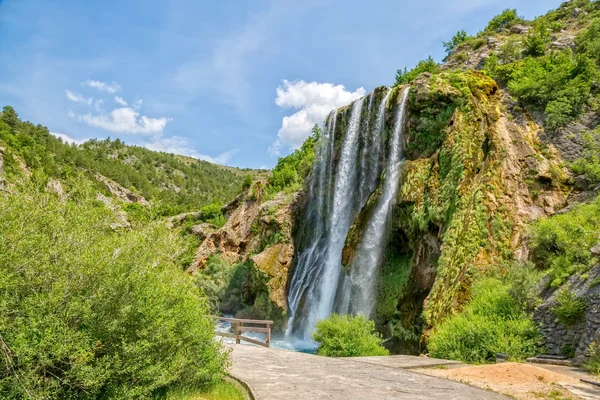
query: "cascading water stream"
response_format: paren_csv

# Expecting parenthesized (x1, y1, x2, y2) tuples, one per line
(285, 87, 409, 347)
(344, 87, 410, 317)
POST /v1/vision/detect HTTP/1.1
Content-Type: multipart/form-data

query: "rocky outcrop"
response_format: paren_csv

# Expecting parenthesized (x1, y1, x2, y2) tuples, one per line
(95, 173, 149, 206)
(188, 184, 297, 311)
(534, 265, 600, 365)
(96, 193, 131, 230)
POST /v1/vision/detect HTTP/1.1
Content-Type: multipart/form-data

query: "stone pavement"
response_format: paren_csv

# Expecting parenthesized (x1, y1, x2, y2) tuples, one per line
(229, 344, 509, 399)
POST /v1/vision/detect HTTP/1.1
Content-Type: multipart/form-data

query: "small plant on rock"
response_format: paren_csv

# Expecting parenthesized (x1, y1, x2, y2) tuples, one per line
(552, 286, 586, 325)
(585, 342, 600, 376)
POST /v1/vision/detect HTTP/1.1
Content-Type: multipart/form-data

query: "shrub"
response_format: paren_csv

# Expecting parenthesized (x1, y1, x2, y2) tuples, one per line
(0, 179, 228, 399)
(571, 128, 600, 184)
(497, 37, 523, 64)
(523, 22, 551, 57)
(506, 262, 543, 312)
(395, 56, 440, 86)
(585, 342, 600, 375)
(241, 174, 253, 190)
(552, 287, 586, 325)
(531, 195, 600, 287)
(313, 314, 389, 357)
(485, 9, 521, 32)
(428, 279, 542, 364)
(576, 17, 600, 60)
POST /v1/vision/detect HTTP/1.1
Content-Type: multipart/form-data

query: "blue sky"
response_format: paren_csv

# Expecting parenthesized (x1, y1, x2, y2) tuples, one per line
(0, 0, 563, 168)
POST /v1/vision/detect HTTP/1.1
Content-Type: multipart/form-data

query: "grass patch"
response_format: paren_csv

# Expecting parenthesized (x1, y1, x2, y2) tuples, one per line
(167, 380, 246, 400)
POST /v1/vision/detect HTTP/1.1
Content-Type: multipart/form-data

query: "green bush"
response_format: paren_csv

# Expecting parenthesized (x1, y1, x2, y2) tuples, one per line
(497, 37, 523, 64)
(485, 9, 521, 32)
(523, 22, 551, 57)
(531, 195, 600, 287)
(313, 314, 389, 357)
(0, 179, 228, 399)
(584, 342, 600, 376)
(552, 287, 586, 325)
(576, 17, 600, 60)
(428, 279, 541, 364)
(572, 128, 600, 184)
(506, 262, 543, 312)
(395, 56, 439, 86)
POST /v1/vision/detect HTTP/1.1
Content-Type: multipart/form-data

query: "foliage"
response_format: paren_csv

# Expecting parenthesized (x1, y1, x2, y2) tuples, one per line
(428, 279, 542, 364)
(313, 314, 389, 357)
(167, 380, 245, 400)
(490, 50, 598, 129)
(571, 128, 600, 184)
(195, 256, 251, 313)
(552, 287, 586, 325)
(531, 195, 600, 287)
(443, 30, 470, 56)
(485, 9, 521, 32)
(0, 107, 251, 216)
(506, 262, 544, 312)
(395, 56, 440, 86)
(497, 37, 523, 64)
(266, 125, 319, 195)
(576, 17, 600, 60)
(523, 21, 551, 57)
(584, 342, 600, 376)
(376, 255, 412, 323)
(0, 178, 228, 399)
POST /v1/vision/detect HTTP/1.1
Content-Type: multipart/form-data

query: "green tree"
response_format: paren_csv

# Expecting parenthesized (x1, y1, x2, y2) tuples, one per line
(443, 30, 470, 56)
(485, 9, 520, 32)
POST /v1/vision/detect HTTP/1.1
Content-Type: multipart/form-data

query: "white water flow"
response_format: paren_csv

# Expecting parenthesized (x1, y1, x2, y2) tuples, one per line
(285, 87, 407, 347)
(346, 88, 410, 317)
(305, 96, 365, 338)
(336, 89, 391, 315)
(284, 111, 337, 341)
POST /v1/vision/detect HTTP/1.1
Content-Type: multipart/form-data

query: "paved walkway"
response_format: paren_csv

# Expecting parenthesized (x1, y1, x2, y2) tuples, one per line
(229, 345, 508, 399)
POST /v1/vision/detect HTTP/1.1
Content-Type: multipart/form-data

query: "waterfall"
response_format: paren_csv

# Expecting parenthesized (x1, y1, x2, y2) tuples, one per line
(285, 87, 409, 347)
(345, 88, 410, 317)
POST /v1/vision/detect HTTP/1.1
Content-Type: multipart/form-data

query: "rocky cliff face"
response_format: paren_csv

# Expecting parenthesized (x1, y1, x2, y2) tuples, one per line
(187, 182, 298, 316)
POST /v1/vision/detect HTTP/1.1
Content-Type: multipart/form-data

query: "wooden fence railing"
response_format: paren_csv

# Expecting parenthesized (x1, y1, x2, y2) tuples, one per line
(212, 316, 273, 348)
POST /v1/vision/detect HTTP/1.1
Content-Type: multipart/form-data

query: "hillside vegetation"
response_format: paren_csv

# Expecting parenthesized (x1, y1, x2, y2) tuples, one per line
(0, 106, 260, 216)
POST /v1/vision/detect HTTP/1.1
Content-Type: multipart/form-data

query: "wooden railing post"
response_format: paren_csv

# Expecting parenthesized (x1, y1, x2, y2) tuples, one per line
(212, 316, 274, 348)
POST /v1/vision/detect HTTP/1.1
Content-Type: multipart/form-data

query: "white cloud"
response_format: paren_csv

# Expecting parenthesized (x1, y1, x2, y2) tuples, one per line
(94, 99, 104, 111)
(71, 107, 170, 135)
(144, 135, 238, 165)
(114, 96, 127, 106)
(83, 79, 121, 94)
(65, 89, 92, 105)
(50, 132, 87, 145)
(270, 80, 366, 154)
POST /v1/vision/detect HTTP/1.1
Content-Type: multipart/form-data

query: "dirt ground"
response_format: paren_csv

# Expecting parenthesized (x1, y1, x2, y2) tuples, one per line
(413, 362, 600, 400)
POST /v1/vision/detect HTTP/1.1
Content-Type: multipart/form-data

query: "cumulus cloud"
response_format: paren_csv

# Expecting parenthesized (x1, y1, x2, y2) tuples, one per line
(83, 79, 121, 94)
(65, 89, 92, 105)
(71, 107, 170, 135)
(144, 135, 238, 165)
(114, 96, 127, 106)
(50, 132, 87, 145)
(270, 80, 366, 154)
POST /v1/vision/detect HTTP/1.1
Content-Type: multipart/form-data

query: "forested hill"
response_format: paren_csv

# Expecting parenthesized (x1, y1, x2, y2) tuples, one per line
(0, 106, 264, 215)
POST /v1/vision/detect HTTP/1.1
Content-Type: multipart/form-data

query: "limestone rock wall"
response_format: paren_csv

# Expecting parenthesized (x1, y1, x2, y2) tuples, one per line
(534, 265, 600, 365)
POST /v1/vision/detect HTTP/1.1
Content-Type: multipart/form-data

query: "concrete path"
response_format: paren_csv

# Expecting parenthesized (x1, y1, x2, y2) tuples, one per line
(229, 345, 509, 399)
